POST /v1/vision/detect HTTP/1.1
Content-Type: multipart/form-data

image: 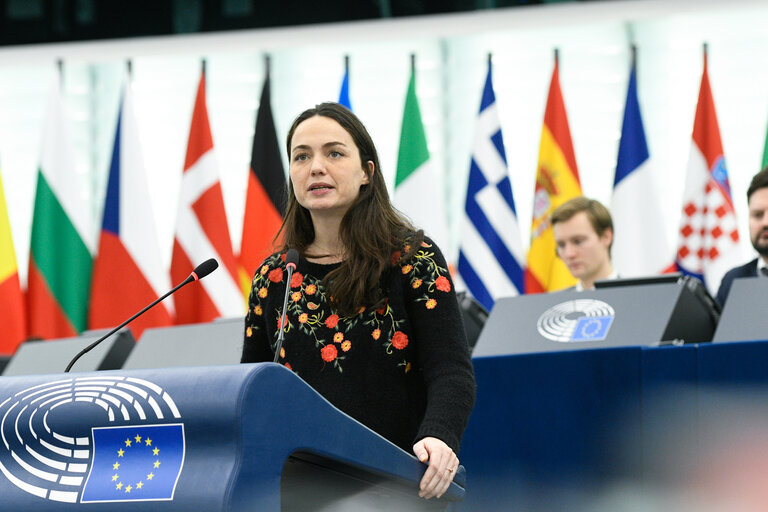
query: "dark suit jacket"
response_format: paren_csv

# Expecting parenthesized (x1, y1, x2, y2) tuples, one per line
(715, 258, 758, 307)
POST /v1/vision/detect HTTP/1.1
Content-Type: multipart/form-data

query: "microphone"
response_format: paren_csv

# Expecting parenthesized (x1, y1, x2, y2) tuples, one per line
(64, 258, 219, 373)
(274, 249, 299, 363)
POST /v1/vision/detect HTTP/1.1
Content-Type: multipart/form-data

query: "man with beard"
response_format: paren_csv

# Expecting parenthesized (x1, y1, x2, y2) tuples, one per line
(715, 167, 768, 306)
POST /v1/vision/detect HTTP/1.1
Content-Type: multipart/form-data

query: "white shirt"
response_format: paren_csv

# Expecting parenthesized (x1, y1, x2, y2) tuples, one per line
(576, 270, 620, 292)
(758, 256, 768, 276)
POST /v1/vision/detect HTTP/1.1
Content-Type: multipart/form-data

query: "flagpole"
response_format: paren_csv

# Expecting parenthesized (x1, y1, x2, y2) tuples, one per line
(56, 58, 63, 90)
(264, 53, 270, 79)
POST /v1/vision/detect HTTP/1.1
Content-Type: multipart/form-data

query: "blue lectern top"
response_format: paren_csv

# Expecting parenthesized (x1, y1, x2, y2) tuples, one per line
(0, 363, 464, 511)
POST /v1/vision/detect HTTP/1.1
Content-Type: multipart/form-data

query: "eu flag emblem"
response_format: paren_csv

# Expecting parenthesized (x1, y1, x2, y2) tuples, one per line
(571, 316, 614, 342)
(81, 424, 185, 503)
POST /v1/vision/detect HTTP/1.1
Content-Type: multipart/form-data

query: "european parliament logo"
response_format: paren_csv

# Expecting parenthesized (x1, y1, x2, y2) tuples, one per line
(537, 299, 615, 342)
(0, 376, 185, 503)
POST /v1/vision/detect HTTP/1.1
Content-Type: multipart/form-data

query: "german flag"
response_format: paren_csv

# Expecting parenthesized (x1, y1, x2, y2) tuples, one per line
(238, 66, 287, 299)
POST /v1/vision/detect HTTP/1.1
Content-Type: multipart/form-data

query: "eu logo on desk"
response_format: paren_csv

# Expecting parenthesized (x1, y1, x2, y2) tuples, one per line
(537, 299, 616, 342)
(81, 424, 185, 502)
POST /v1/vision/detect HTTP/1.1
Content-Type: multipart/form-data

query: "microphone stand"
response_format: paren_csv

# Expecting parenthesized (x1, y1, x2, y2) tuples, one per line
(65, 276, 195, 373)
(273, 264, 295, 364)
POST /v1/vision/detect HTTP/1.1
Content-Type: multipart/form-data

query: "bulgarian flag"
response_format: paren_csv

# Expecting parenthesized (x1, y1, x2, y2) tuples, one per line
(171, 66, 243, 324)
(393, 59, 448, 249)
(0, 166, 25, 354)
(89, 77, 173, 338)
(525, 51, 582, 293)
(28, 76, 93, 339)
(238, 69, 286, 299)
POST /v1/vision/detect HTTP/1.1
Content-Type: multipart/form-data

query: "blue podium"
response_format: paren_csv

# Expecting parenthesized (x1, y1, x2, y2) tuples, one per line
(0, 363, 465, 511)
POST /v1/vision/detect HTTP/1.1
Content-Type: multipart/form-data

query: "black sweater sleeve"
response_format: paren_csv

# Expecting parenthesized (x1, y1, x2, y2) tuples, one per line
(402, 239, 476, 453)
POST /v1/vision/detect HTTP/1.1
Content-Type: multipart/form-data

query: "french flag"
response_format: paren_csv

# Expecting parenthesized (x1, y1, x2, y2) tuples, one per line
(611, 54, 673, 277)
(89, 78, 173, 338)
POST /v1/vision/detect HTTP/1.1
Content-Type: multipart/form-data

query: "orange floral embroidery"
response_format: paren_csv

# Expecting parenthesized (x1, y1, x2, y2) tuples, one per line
(325, 314, 339, 329)
(321, 344, 337, 362)
(305, 284, 317, 295)
(298, 313, 308, 324)
(372, 328, 381, 340)
(435, 275, 451, 292)
(401, 264, 412, 274)
(253, 305, 262, 316)
(333, 332, 344, 343)
(291, 291, 302, 302)
(425, 299, 437, 309)
(258, 287, 268, 298)
(341, 340, 351, 352)
(412, 279, 422, 289)
(391, 331, 408, 350)
(268, 268, 284, 283)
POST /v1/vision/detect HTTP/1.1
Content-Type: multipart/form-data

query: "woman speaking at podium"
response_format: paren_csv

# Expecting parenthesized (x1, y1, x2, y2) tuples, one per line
(241, 102, 476, 500)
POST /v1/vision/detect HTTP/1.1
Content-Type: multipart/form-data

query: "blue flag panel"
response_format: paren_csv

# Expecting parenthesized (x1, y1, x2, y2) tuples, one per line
(81, 423, 185, 503)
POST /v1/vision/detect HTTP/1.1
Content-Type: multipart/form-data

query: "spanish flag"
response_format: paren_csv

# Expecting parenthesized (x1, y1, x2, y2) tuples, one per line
(525, 51, 582, 293)
(0, 167, 25, 354)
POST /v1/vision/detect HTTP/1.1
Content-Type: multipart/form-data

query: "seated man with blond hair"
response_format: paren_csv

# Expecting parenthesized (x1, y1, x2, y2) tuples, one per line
(552, 196, 617, 291)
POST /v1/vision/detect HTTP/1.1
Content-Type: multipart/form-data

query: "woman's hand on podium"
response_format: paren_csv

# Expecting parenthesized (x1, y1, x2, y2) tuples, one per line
(413, 436, 459, 499)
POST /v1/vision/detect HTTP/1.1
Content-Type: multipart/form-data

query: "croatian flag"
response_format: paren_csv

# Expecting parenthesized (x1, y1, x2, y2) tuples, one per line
(675, 48, 742, 294)
(611, 57, 673, 277)
(89, 78, 173, 338)
(458, 57, 524, 312)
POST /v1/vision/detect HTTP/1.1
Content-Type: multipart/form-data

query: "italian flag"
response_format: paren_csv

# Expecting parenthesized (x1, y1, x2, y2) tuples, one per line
(393, 63, 448, 249)
(0, 166, 25, 354)
(28, 78, 93, 339)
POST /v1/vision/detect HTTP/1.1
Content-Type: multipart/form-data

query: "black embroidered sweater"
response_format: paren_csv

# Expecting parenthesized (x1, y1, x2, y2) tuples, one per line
(240, 239, 476, 454)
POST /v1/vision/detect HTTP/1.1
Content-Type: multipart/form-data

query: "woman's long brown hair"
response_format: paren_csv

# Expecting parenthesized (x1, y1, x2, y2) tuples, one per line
(277, 102, 421, 316)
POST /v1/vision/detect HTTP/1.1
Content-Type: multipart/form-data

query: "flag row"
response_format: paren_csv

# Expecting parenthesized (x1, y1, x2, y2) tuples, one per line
(0, 46, 755, 353)
(0, 63, 287, 355)
(458, 46, 743, 313)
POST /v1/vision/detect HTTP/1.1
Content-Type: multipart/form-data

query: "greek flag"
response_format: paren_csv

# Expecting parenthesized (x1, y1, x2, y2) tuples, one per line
(458, 58, 524, 312)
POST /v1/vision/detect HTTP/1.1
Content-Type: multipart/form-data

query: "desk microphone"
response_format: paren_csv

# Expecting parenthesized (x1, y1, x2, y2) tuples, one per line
(64, 258, 219, 373)
(274, 249, 299, 363)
